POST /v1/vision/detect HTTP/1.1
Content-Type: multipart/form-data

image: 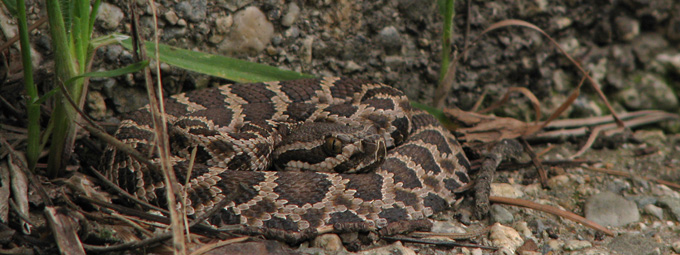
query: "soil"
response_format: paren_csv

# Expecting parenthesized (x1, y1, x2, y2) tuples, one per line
(1, 0, 680, 254)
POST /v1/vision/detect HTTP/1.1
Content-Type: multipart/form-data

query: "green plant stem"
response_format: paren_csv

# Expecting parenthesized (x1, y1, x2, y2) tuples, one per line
(46, 0, 81, 177)
(16, 0, 39, 170)
(439, 0, 455, 84)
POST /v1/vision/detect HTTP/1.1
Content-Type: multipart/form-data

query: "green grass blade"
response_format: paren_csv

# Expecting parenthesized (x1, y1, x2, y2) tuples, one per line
(64, 60, 149, 85)
(34, 61, 149, 106)
(117, 36, 313, 83)
(88, 0, 101, 38)
(15, 0, 39, 169)
(1, 0, 18, 16)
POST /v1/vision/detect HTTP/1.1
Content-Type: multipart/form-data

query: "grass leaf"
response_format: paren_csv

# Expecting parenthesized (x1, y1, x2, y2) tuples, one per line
(1, 0, 18, 16)
(117, 35, 313, 83)
(63, 60, 149, 86)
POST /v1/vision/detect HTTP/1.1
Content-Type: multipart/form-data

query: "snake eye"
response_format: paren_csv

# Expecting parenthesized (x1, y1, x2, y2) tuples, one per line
(324, 136, 343, 155)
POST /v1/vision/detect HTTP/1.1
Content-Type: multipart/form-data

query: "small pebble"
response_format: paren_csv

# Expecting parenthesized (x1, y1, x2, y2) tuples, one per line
(657, 197, 680, 221)
(491, 183, 524, 199)
(643, 204, 664, 220)
(491, 205, 514, 224)
(379, 26, 402, 55)
(310, 233, 344, 252)
(358, 241, 415, 255)
(614, 16, 640, 41)
(547, 239, 563, 251)
(215, 16, 233, 34)
(547, 175, 570, 188)
(285, 26, 300, 38)
(281, 2, 300, 27)
(672, 241, 680, 253)
(343, 61, 363, 73)
(164, 11, 179, 25)
(97, 2, 124, 30)
(489, 223, 523, 254)
(563, 240, 592, 251)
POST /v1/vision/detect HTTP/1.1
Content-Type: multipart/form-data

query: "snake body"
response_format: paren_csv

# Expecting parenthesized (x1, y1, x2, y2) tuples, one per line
(103, 77, 471, 241)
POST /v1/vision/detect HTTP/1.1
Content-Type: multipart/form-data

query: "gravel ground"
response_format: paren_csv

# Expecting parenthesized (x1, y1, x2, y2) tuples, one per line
(2, 0, 680, 254)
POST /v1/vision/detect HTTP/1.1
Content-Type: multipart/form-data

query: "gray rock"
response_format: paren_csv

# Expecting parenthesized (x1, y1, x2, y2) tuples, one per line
(105, 45, 123, 63)
(607, 234, 663, 255)
(584, 191, 640, 227)
(616, 73, 678, 111)
(379, 26, 402, 55)
(281, 2, 300, 27)
(343, 61, 362, 73)
(632, 33, 668, 65)
(284, 26, 299, 38)
(163, 27, 188, 40)
(673, 241, 680, 253)
(657, 197, 680, 221)
(628, 195, 658, 208)
(97, 2, 124, 30)
(490, 204, 514, 224)
(164, 11, 179, 25)
(215, 16, 233, 34)
(643, 204, 664, 220)
(614, 16, 640, 41)
(175, 0, 207, 23)
(223, 0, 254, 12)
(563, 240, 592, 251)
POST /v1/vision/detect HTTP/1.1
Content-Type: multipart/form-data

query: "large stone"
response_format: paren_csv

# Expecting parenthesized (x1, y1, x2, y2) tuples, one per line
(584, 191, 640, 227)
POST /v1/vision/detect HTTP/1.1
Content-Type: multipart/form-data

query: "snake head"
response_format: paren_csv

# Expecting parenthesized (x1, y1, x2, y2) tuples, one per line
(272, 122, 387, 173)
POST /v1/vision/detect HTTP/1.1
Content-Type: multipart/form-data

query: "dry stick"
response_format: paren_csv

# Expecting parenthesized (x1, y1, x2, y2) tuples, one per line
(54, 72, 167, 216)
(543, 110, 674, 130)
(478, 87, 542, 124)
(8, 199, 36, 227)
(462, 0, 471, 62)
(0, 16, 48, 52)
(584, 166, 680, 190)
(437, 20, 624, 128)
(88, 166, 168, 214)
(519, 138, 548, 186)
(411, 225, 492, 239)
(489, 196, 615, 236)
(536, 73, 588, 131)
(131, 1, 187, 252)
(81, 191, 237, 253)
(183, 146, 198, 242)
(570, 111, 679, 159)
(382, 235, 498, 250)
(0, 136, 52, 206)
(55, 73, 160, 175)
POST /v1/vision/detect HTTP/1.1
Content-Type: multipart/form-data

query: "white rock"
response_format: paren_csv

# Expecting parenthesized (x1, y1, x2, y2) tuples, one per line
(219, 7, 274, 54)
(281, 3, 300, 27)
(563, 240, 592, 251)
(489, 223, 523, 254)
(491, 183, 524, 199)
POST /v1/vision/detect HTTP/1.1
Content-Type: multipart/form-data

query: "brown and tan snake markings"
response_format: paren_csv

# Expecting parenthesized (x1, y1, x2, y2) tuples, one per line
(103, 77, 471, 242)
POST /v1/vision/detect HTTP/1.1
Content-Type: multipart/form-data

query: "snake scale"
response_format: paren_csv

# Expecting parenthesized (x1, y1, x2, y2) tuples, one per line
(103, 77, 471, 242)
